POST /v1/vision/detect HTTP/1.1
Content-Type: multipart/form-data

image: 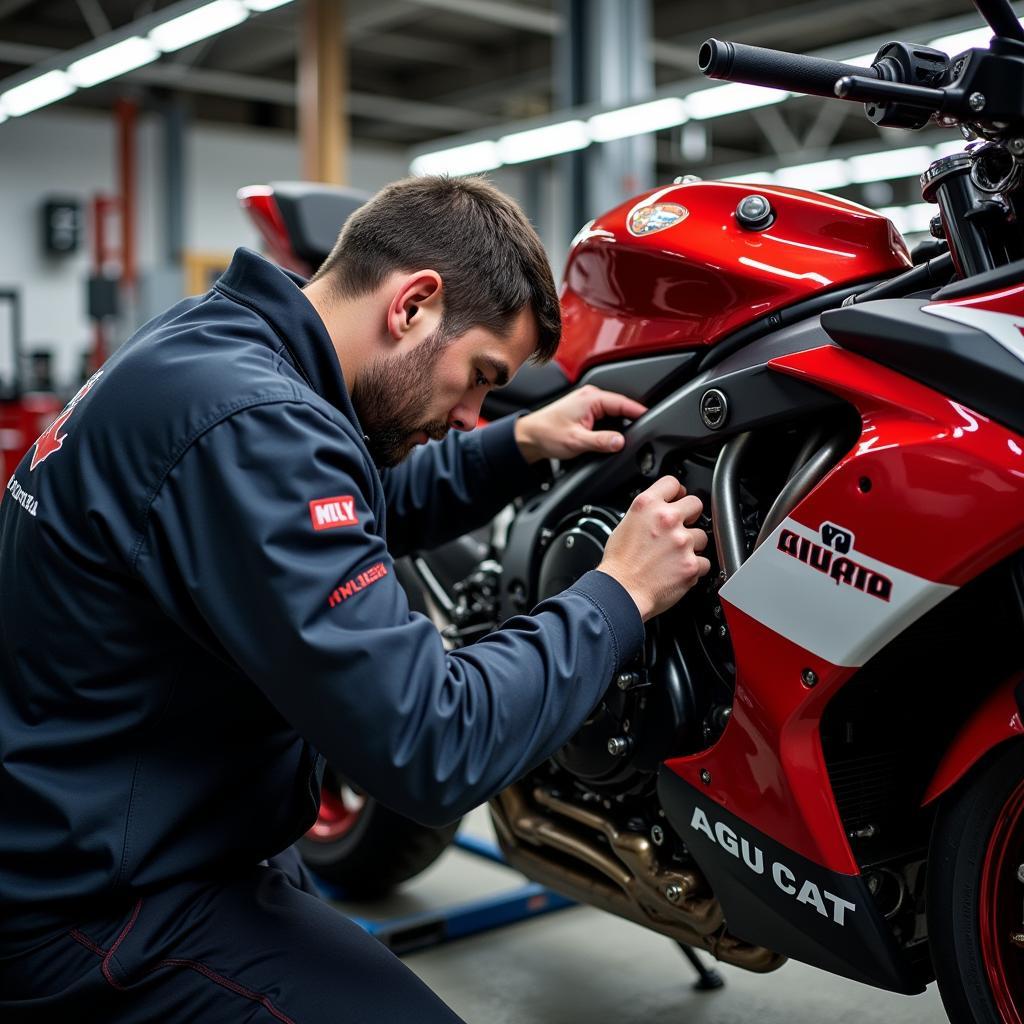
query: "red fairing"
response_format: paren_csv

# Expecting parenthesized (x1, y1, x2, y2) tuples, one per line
(556, 181, 910, 381)
(665, 343, 1024, 874)
(922, 672, 1024, 806)
(935, 278, 1024, 315)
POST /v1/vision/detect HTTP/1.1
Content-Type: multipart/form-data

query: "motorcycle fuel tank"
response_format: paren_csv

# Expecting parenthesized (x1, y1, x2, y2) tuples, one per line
(556, 180, 911, 381)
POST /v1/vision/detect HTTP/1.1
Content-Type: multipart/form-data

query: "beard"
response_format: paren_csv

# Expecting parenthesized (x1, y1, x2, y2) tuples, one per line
(350, 329, 451, 468)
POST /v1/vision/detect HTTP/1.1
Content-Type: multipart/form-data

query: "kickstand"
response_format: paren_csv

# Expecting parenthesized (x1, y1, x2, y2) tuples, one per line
(676, 942, 725, 991)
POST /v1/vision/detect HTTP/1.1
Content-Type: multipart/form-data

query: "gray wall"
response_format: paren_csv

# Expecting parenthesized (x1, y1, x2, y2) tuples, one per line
(0, 107, 573, 392)
(0, 108, 409, 389)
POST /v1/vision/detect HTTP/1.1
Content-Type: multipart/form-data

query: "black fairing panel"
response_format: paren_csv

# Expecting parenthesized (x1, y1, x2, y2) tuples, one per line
(658, 770, 923, 994)
(482, 361, 570, 419)
(481, 351, 698, 420)
(821, 299, 1024, 436)
(931, 256, 1024, 300)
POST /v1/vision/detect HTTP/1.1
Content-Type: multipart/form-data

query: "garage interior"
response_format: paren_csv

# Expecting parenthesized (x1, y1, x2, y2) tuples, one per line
(0, 1, 1013, 1021)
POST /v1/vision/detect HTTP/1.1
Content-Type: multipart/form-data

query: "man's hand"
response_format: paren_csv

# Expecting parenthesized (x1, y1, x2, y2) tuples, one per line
(598, 477, 711, 621)
(513, 385, 647, 464)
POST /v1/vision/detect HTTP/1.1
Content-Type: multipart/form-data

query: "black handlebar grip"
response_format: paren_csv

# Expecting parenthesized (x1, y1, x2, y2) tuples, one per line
(698, 39, 879, 99)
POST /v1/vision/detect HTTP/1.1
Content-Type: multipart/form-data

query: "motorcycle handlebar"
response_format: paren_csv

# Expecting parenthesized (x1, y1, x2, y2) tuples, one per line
(698, 38, 879, 100)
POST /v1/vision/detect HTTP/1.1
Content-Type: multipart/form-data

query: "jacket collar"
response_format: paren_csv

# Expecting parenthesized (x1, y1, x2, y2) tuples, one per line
(214, 247, 362, 430)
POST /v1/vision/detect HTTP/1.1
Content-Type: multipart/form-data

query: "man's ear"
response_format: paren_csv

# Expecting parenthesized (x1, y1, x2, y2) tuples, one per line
(385, 270, 443, 343)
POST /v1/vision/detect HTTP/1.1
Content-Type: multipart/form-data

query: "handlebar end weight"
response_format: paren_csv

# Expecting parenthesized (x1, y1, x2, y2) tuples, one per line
(698, 39, 734, 79)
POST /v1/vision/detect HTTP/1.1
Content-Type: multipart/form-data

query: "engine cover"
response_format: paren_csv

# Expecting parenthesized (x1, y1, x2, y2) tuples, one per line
(536, 505, 620, 597)
(535, 506, 696, 792)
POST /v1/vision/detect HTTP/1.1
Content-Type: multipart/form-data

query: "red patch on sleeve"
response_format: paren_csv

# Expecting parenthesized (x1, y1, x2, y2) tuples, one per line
(309, 495, 358, 531)
(328, 561, 389, 607)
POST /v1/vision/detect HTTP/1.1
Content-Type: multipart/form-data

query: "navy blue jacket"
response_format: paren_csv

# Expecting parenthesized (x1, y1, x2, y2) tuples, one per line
(0, 248, 643, 949)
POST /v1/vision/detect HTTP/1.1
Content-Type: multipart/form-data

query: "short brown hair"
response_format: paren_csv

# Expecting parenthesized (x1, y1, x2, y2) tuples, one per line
(310, 175, 561, 361)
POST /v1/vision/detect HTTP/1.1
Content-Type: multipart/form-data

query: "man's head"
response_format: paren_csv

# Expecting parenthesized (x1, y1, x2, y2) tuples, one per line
(305, 175, 561, 467)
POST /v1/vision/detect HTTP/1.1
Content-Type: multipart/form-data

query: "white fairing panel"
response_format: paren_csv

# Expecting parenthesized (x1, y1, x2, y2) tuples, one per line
(719, 518, 957, 668)
(923, 302, 1024, 363)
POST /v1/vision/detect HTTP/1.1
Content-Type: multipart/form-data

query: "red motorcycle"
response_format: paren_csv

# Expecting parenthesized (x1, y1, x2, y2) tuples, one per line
(244, 3, 1024, 1018)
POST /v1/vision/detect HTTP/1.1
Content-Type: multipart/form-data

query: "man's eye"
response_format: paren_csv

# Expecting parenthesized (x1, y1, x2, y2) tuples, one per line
(475, 370, 489, 388)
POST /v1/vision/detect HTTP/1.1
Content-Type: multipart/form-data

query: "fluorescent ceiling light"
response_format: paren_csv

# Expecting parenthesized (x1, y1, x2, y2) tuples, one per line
(879, 203, 934, 235)
(589, 97, 687, 142)
(1, 70, 75, 116)
(67, 36, 159, 88)
(929, 26, 994, 53)
(847, 145, 935, 183)
(149, 0, 249, 54)
(686, 82, 788, 120)
(244, 0, 293, 10)
(721, 171, 776, 184)
(933, 139, 967, 159)
(774, 158, 850, 190)
(411, 140, 501, 176)
(498, 120, 589, 164)
(930, 16, 1024, 54)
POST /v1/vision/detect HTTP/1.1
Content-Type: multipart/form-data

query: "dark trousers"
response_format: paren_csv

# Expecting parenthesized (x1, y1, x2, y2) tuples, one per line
(0, 849, 465, 1023)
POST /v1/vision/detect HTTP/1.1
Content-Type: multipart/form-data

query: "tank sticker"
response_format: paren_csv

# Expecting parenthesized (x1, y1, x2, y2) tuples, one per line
(719, 517, 956, 667)
(627, 202, 689, 236)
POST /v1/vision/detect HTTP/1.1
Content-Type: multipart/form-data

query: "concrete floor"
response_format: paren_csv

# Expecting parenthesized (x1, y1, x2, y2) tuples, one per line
(333, 809, 948, 1024)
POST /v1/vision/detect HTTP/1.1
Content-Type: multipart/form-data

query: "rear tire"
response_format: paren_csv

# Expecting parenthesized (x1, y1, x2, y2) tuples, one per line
(298, 768, 460, 900)
(928, 738, 1024, 1024)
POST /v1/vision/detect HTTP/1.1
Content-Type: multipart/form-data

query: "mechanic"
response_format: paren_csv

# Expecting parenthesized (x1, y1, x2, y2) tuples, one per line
(0, 175, 709, 1023)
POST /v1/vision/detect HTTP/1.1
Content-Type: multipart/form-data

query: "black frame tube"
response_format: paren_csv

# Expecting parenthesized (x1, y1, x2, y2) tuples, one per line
(973, 0, 1024, 42)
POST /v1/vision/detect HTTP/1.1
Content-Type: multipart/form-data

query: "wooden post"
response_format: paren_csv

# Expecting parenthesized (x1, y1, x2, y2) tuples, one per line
(299, 0, 348, 184)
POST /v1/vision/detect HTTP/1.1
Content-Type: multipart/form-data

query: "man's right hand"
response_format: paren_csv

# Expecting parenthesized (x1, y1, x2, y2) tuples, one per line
(597, 476, 711, 622)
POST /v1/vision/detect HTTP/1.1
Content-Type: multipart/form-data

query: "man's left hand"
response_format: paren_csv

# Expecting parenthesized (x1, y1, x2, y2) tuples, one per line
(513, 385, 648, 464)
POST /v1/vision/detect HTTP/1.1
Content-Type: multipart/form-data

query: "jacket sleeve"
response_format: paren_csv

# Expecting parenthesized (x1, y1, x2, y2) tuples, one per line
(380, 415, 542, 556)
(134, 400, 644, 827)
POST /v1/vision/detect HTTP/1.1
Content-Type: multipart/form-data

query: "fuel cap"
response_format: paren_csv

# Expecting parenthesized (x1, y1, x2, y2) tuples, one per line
(736, 194, 774, 230)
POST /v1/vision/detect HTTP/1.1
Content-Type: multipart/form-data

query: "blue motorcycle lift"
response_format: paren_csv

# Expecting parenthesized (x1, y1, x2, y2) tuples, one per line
(317, 833, 575, 955)
(316, 832, 726, 991)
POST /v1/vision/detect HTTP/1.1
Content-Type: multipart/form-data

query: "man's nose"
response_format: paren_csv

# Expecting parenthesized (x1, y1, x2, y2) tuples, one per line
(448, 395, 482, 432)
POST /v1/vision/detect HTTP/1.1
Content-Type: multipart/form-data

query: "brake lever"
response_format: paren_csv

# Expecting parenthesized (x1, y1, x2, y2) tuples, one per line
(835, 74, 947, 111)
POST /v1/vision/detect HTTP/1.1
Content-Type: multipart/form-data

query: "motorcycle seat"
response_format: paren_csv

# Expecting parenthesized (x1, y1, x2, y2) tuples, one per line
(821, 298, 1024, 437)
(269, 182, 371, 270)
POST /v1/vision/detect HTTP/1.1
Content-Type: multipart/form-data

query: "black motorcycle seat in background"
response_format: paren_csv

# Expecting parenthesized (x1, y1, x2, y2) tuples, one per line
(271, 183, 371, 270)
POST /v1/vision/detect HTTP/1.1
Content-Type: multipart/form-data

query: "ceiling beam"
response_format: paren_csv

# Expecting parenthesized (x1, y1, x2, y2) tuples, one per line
(0, 39, 50, 64)
(0, 39, 492, 131)
(405, 0, 559, 34)
(665, 0, 960, 54)
(350, 32, 468, 65)
(215, 0, 425, 75)
(74, 0, 111, 38)
(348, 0, 417, 34)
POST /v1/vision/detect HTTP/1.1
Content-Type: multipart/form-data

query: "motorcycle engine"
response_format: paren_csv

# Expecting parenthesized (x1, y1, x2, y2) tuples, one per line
(535, 504, 705, 795)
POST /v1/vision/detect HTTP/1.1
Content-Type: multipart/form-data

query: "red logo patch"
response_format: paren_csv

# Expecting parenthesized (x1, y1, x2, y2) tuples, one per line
(309, 495, 358, 531)
(30, 370, 103, 472)
(328, 561, 388, 607)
